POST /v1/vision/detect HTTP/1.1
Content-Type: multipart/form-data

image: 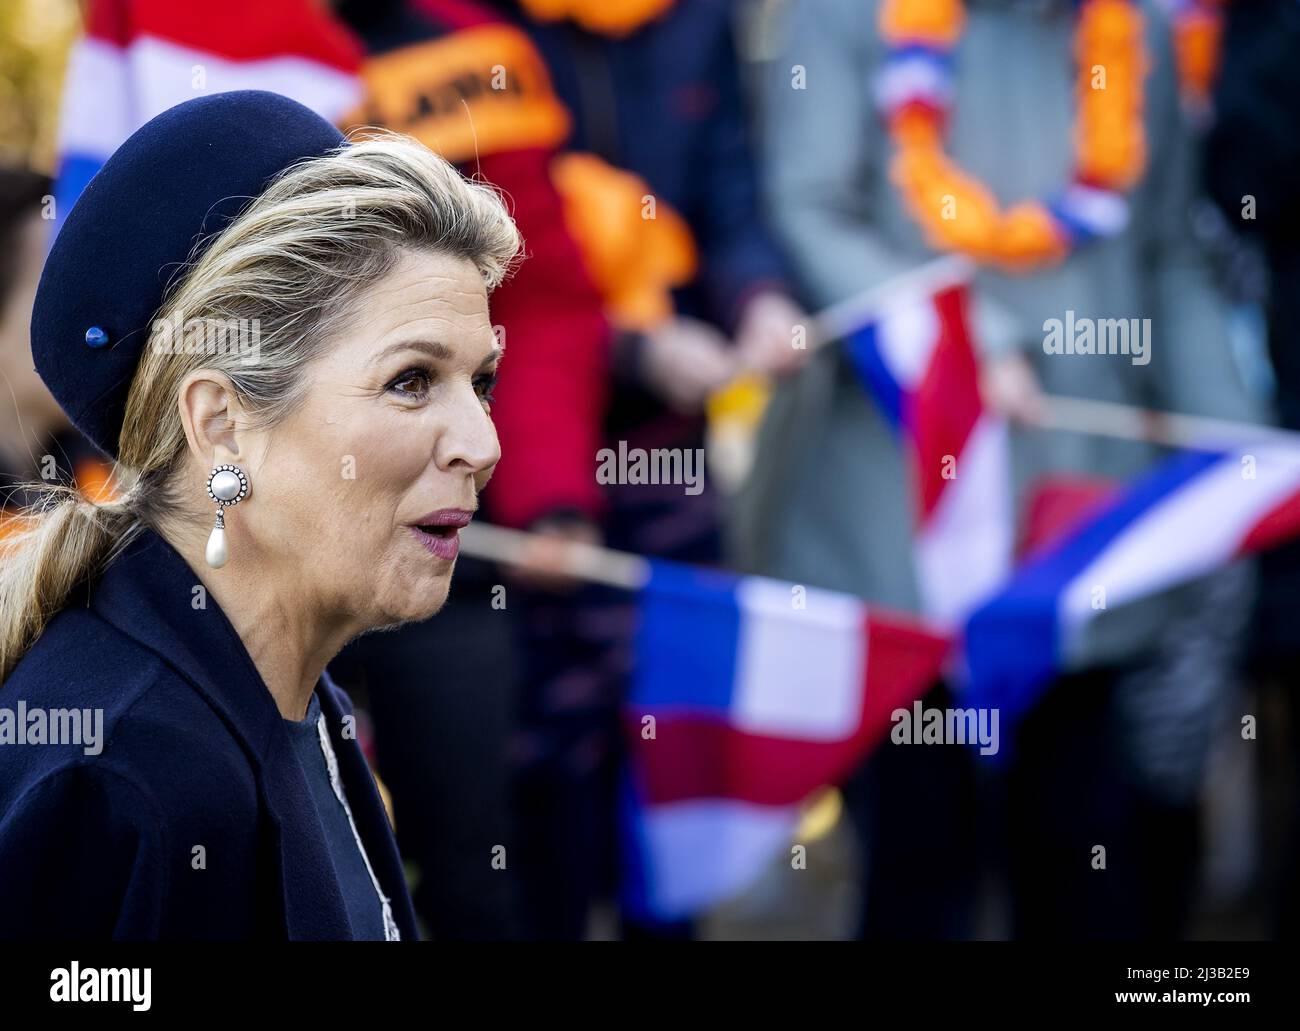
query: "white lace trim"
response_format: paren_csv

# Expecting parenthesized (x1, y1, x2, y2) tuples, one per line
(315, 713, 401, 941)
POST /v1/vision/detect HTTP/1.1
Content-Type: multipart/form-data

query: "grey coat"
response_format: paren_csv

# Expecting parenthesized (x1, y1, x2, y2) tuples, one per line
(730, 0, 1259, 798)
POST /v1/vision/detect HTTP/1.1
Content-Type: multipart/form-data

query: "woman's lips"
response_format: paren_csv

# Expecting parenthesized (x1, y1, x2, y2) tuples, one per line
(409, 524, 460, 561)
(408, 509, 473, 562)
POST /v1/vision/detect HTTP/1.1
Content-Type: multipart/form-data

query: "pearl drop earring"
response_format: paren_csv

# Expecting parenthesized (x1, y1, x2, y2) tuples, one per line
(204, 463, 249, 569)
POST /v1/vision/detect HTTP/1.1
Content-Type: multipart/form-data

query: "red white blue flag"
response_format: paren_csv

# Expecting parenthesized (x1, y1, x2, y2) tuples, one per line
(843, 280, 1013, 625)
(964, 443, 1300, 721)
(54, 0, 362, 234)
(621, 560, 950, 922)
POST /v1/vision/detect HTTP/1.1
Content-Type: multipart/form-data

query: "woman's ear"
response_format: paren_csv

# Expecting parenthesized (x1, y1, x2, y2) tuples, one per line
(177, 370, 248, 467)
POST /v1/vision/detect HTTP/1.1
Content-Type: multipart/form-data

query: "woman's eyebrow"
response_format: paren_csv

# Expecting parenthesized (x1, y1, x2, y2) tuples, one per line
(371, 339, 455, 365)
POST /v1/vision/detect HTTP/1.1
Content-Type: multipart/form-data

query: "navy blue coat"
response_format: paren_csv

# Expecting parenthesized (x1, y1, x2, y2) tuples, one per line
(504, 0, 789, 331)
(0, 528, 419, 940)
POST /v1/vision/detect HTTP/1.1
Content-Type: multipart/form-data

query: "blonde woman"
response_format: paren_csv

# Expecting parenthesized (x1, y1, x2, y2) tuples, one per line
(0, 91, 520, 939)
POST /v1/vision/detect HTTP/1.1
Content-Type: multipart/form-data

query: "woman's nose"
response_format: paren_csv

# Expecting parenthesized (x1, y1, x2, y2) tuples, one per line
(435, 385, 501, 475)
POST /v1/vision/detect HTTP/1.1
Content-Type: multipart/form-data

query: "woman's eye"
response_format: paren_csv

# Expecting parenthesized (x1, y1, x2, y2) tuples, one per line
(474, 371, 499, 406)
(387, 368, 432, 398)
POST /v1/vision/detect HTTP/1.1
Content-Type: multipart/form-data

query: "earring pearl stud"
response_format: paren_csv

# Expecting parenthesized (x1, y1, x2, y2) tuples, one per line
(204, 463, 249, 569)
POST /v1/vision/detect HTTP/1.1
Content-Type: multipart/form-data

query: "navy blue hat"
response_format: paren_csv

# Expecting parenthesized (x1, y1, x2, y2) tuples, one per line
(31, 90, 345, 458)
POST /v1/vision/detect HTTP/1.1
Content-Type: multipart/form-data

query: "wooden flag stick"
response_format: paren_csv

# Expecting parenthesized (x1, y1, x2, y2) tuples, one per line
(808, 255, 975, 347)
(460, 522, 955, 641)
(1032, 394, 1300, 451)
(458, 521, 650, 590)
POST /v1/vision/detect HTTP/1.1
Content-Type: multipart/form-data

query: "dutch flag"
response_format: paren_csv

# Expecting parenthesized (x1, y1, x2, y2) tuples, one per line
(621, 560, 950, 922)
(53, 0, 362, 237)
(842, 280, 1013, 626)
(964, 443, 1300, 722)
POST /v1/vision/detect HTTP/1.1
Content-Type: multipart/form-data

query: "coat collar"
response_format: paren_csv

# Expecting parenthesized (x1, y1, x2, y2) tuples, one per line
(88, 526, 417, 940)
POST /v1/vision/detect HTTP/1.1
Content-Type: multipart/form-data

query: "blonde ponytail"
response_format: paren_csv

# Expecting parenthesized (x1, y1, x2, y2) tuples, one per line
(0, 483, 138, 680)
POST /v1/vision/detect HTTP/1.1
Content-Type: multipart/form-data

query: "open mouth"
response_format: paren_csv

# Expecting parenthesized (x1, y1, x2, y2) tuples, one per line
(408, 509, 472, 561)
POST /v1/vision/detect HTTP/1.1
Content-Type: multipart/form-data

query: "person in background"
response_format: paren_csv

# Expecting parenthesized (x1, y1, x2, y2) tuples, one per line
(0, 168, 109, 533)
(1204, 0, 1300, 937)
(484, 0, 806, 938)
(742, 0, 1259, 938)
(330, 0, 612, 939)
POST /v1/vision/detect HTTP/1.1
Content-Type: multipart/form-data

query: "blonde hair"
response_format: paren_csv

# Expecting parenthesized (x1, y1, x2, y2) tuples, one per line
(0, 131, 520, 682)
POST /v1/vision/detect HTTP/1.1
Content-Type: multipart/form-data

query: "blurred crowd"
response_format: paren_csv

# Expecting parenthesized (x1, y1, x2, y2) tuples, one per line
(3, 0, 1300, 939)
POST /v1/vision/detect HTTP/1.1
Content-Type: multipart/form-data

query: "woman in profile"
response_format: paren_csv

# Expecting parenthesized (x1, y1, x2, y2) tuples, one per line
(0, 91, 519, 939)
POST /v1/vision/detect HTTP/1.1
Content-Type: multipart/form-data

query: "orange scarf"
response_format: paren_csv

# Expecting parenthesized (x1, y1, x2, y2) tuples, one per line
(518, 0, 674, 37)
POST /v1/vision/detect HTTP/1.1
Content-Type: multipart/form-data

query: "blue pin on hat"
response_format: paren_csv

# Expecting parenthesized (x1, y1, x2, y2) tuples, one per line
(31, 91, 345, 458)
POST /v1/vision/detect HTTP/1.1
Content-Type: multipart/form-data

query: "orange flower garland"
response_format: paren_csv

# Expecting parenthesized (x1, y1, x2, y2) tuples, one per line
(877, 0, 1149, 273)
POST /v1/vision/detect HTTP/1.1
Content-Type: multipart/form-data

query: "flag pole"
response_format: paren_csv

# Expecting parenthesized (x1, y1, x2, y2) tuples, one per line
(801, 258, 1296, 451)
(809, 255, 976, 346)
(458, 521, 650, 590)
(1030, 393, 1300, 451)
(459, 522, 953, 639)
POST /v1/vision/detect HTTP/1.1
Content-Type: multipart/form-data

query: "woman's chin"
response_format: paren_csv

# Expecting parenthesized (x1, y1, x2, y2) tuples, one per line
(350, 534, 460, 628)
(371, 576, 452, 628)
